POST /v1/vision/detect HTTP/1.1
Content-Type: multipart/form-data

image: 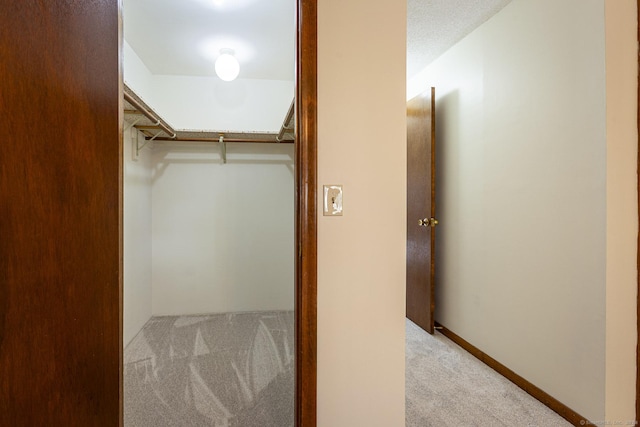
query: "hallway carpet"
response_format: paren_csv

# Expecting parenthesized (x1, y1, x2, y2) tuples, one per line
(124, 311, 294, 427)
(406, 319, 572, 426)
(126, 313, 572, 426)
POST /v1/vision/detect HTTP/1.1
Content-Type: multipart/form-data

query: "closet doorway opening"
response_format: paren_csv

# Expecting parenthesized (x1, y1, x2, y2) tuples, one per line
(120, 0, 317, 425)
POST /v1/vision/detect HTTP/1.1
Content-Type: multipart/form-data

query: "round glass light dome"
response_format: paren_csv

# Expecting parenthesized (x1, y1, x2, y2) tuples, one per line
(215, 50, 240, 81)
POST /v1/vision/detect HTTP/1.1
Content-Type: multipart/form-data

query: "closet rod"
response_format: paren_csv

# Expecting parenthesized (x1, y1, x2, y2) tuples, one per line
(124, 92, 176, 139)
(149, 136, 293, 144)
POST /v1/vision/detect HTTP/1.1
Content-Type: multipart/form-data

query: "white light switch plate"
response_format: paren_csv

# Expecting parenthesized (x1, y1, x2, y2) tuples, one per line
(323, 185, 343, 216)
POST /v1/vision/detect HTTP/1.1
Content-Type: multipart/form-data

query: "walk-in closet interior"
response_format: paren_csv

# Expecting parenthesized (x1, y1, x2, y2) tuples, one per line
(122, 1, 296, 425)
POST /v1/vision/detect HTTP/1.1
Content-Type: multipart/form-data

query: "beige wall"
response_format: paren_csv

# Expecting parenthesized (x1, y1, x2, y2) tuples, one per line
(317, 0, 407, 425)
(409, 0, 611, 420)
(406, 0, 637, 421)
(604, 0, 638, 421)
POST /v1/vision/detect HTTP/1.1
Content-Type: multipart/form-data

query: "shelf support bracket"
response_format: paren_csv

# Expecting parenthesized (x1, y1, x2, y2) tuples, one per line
(219, 135, 227, 164)
(124, 116, 142, 133)
(137, 130, 162, 156)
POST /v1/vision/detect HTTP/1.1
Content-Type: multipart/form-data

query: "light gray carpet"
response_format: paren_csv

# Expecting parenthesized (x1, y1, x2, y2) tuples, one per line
(126, 313, 571, 426)
(406, 319, 572, 426)
(124, 311, 294, 427)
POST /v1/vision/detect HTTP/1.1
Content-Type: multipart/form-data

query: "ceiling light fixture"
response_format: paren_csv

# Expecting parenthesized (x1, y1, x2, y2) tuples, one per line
(215, 49, 240, 81)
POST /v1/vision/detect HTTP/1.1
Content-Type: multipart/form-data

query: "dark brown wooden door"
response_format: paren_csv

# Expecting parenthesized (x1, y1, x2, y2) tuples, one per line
(406, 87, 436, 334)
(0, 2, 121, 425)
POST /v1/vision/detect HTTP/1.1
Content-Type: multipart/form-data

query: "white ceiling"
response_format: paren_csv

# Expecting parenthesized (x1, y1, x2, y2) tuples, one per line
(408, 0, 512, 78)
(124, 0, 511, 82)
(124, 0, 295, 80)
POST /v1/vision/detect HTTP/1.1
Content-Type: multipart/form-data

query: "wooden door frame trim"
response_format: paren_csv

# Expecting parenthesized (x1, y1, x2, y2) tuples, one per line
(295, 0, 318, 425)
(119, 3, 124, 424)
(636, 0, 639, 421)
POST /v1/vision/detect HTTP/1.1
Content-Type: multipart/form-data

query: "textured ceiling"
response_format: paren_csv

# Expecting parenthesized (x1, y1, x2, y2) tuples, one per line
(124, 0, 295, 80)
(125, 0, 510, 82)
(407, 0, 512, 79)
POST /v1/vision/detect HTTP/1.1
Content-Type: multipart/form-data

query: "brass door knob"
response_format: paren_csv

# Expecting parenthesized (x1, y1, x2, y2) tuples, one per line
(418, 218, 439, 227)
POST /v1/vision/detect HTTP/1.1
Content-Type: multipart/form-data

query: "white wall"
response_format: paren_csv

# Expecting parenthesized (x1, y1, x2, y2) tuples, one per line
(151, 75, 293, 132)
(124, 39, 296, 317)
(317, 0, 407, 425)
(409, 0, 608, 420)
(123, 126, 153, 346)
(151, 142, 295, 316)
(123, 41, 159, 114)
(124, 42, 293, 132)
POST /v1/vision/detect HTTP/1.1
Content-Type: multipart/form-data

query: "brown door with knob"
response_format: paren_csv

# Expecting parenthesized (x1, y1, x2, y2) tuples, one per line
(406, 87, 437, 334)
(0, 1, 121, 424)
